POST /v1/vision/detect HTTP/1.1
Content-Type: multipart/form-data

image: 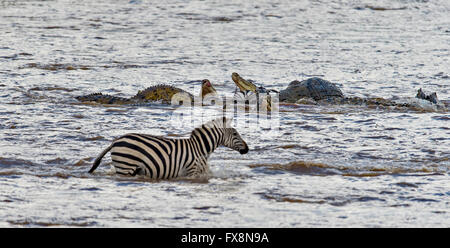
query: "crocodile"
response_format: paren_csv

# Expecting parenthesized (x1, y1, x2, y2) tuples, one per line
(231, 72, 278, 111)
(75, 79, 217, 105)
(231, 72, 445, 110)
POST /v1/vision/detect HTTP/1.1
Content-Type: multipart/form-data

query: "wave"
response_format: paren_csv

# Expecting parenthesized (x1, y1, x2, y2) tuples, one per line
(248, 160, 446, 177)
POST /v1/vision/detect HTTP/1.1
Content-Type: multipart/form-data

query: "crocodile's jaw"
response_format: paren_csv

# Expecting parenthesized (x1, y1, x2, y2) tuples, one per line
(232, 72, 272, 111)
(203, 85, 217, 97)
(232, 72, 257, 92)
(201, 80, 217, 98)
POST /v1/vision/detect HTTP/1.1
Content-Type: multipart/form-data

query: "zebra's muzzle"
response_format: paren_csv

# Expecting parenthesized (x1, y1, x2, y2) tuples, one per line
(239, 146, 249, 154)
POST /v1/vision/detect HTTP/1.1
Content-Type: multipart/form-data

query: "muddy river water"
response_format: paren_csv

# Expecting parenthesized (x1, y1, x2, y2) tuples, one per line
(0, 0, 449, 227)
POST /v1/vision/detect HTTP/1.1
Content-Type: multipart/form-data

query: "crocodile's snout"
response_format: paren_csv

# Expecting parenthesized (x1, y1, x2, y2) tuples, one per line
(202, 79, 212, 87)
(231, 72, 257, 92)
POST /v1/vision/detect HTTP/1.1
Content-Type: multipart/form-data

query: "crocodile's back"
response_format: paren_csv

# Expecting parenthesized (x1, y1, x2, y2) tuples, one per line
(280, 77, 344, 102)
(132, 84, 193, 104)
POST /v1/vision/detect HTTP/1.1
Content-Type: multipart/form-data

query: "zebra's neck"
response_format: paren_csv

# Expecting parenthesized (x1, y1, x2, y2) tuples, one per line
(189, 126, 223, 157)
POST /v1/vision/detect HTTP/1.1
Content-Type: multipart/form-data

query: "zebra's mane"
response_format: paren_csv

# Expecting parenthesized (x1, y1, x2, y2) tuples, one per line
(190, 117, 232, 137)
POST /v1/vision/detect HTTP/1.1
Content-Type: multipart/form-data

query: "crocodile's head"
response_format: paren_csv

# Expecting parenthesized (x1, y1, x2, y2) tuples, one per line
(201, 79, 217, 98)
(231, 72, 257, 92)
(231, 72, 273, 111)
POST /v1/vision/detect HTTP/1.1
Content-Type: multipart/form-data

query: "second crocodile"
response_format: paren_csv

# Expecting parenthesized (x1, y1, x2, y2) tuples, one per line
(231, 72, 446, 110)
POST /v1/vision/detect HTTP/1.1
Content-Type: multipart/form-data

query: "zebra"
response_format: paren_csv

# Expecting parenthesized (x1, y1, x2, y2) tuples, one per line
(88, 117, 249, 179)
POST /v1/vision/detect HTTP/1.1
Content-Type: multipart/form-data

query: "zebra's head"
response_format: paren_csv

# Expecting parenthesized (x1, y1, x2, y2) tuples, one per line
(223, 126, 249, 154)
(199, 117, 249, 155)
(220, 118, 249, 155)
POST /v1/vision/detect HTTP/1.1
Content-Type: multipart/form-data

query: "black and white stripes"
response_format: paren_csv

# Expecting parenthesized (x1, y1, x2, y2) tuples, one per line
(88, 117, 248, 179)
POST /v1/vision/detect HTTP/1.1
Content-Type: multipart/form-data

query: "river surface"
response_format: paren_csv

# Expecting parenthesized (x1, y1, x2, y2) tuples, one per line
(0, 0, 449, 227)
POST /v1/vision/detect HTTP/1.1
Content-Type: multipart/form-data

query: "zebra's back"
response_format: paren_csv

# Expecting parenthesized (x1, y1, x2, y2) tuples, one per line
(110, 133, 185, 179)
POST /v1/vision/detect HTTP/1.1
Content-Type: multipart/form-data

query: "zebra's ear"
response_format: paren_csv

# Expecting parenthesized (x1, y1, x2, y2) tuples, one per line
(223, 117, 233, 128)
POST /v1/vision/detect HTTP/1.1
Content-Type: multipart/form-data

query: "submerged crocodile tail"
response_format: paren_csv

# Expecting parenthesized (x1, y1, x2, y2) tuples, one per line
(416, 88, 438, 104)
(75, 92, 103, 101)
(75, 93, 133, 104)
